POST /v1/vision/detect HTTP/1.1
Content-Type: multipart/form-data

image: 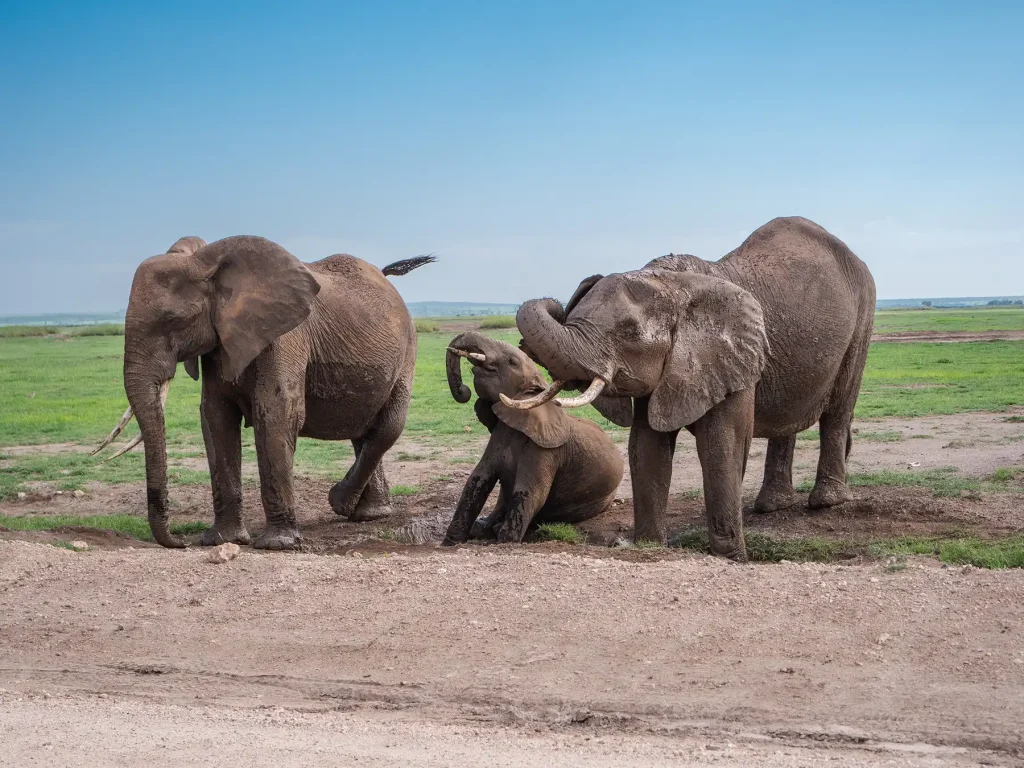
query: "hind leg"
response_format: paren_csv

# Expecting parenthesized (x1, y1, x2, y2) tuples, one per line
(329, 384, 409, 521)
(753, 435, 798, 513)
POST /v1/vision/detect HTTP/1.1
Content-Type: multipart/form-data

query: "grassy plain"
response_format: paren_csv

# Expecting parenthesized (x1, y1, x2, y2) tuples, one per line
(873, 306, 1024, 334)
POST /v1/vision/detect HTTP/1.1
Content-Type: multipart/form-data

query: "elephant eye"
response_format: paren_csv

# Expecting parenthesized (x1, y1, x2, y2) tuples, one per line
(509, 357, 519, 367)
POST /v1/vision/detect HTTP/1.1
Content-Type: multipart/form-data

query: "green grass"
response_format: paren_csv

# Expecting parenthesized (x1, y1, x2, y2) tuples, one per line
(670, 527, 1024, 569)
(533, 522, 584, 544)
(858, 431, 903, 442)
(390, 484, 419, 496)
(0, 324, 124, 338)
(873, 307, 1024, 334)
(414, 319, 439, 333)
(478, 315, 517, 329)
(795, 466, 1023, 498)
(0, 514, 208, 542)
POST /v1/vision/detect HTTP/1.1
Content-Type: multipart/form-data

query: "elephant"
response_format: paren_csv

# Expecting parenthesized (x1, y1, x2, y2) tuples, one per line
(441, 331, 624, 544)
(92, 235, 434, 550)
(510, 217, 876, 560)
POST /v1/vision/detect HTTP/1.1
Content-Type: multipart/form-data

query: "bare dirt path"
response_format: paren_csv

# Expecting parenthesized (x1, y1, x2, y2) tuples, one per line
(2, 541, 1023, 765)
(871, 330, 1024, 343)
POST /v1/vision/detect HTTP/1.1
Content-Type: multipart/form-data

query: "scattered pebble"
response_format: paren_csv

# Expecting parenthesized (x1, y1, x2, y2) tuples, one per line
(207, 543, 241, 564)
(70, 541, 90, 552)
(73, 490, 85, 499)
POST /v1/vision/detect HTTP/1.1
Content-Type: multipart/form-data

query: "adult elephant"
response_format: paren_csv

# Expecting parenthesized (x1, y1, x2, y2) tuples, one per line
(510, 217, 875, 560)
(93, 235, 434, 550)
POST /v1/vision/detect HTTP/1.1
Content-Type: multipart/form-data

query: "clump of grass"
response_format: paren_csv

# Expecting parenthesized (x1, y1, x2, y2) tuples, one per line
(394, 452, 427, 462)
(0, 514, 207, 542)
(797, 429, 819, 441)
(390, 485, 419, 496)
(533, 522, 584, 544)
(859, 431, 903, 443)
(847, 467, 980, 498)
(989, 467, 1020, 483)
(0, 324, 124, 338)
(670, 528, 855, 562)
(873, 536, 1024, 569)
(1004, 415, 1024, 423)
(633, 538, 665, 550)
(0, 325, 64, 338)
(478, 315, 517, 330)
(414, 320, 439, 333)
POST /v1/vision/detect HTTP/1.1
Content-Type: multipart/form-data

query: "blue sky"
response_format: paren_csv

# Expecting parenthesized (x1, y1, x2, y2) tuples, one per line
(1, 0, 1021, 314)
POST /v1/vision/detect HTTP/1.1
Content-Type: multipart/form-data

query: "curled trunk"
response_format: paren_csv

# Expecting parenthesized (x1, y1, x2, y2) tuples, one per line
(446, 331, 493, 403)
(515, 299, 593, 383)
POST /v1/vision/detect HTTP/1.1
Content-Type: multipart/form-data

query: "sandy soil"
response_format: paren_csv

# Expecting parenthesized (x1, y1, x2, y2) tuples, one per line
(872, 330, 1024, 343)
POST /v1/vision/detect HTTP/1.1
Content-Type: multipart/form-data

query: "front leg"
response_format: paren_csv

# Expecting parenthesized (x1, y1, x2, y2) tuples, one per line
(471, 481, 511, 540)
(442, 462, 498, 545)
(198, 384, 250, 546)
(629, 397, 679, 543)
(495, 447, 556, 543)
(693, 387, 755, 561)
(251, 375, 306, 551)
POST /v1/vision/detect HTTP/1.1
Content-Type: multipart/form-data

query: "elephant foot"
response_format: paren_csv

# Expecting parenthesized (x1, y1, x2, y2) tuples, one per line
(753, 486, 799, 514)
(329, 480, 359, 518)
(710, 539, 749, 562)
(470, 515, 498, 540)
(348, 497, 393, 523)
(199, 523, 252, 547)
(808, 480, 853, 510)
(252, 526, 303, 551)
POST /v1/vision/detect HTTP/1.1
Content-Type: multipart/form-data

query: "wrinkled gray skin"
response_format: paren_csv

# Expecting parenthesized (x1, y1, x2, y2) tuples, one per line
(441, 332, 624, 544)
(516, 217, 876, 560)
(107, 235, 431, 550)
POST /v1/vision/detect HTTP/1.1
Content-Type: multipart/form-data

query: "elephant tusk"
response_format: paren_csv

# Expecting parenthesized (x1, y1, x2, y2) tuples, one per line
(555, 378, 606, 408)
(90, 405, 135, 455)
(499, 380, 565, 410)
(100, 379, 171, 461)
(448, 347, 487, 363)
(104, 432, 143, 461)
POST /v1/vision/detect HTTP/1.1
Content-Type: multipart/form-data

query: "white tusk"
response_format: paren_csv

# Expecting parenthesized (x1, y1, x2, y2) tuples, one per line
(101, 380, 170, 461)
(90, 405, 135, 455)
(555, 378, 606, 408)
(105, 433, 143, 461)
(498, 380, 565, 410)
(448, 347, 486, 362)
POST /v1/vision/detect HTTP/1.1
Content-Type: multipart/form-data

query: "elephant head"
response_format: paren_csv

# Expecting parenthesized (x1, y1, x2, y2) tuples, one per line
(445, 331, 572, 448)
(94, 235, 321, 547)
(514, 268, 769, 432)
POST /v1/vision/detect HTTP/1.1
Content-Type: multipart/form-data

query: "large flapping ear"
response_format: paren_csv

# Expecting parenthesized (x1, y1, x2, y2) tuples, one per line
(492, 401, 572, 449)
(648, 271, 768, 432)
(196, 236, 321, 382)
(564, 274, 604, 316)
(592, 394, 633, 428)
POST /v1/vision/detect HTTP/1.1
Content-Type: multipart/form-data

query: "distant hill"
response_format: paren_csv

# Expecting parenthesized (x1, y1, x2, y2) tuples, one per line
(405, 302, 520, 318)
(877, 296, 1024, 309)
(0, 312, 125, 327)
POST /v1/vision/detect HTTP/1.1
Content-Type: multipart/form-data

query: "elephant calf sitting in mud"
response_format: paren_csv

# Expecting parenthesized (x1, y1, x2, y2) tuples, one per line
(442, 332, 624, 544)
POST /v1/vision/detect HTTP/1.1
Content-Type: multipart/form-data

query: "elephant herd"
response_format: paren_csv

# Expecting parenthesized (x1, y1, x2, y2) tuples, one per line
(94, 216, 875, 561)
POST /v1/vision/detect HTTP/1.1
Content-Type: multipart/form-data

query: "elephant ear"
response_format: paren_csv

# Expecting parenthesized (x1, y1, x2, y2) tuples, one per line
(492, 401, 572, 449)
(648, 271, 768, 432)
(592, 394, 633, 428)
(183, 357, 200, 381)
(564, 274, 604, 316)
(474, 397, 499, 432)
(197, 236, 321, 382)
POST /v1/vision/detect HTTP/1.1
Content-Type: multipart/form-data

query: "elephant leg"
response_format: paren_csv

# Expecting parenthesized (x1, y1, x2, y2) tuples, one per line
(809, 337, 868, 509)
(443, 464, 499, 545)
(495, 449, 557, 543)
(471, 481, 511, 540)
(694, 387, 755, 561)
(348, 438, 393, 522)
(753, 435, 798, 513)
(329, 384, 409, 521)
(198, 392, 250, 546)
(629, 397, 678, 544)
(251, 381, 306, 551)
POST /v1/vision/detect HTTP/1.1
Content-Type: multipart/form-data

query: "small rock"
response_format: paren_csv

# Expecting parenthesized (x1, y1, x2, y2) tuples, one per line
(54, 491, 63, 496)
(70, 541, 89, 551)
(961, 564, 975, 574)
(73, 490, 85, 499)
(877, 633, 892, 645)
(17, 492, 26, 500)
(207, 542, 241, 564)
(350, 551, 363, 558)
(908, 462, 921, 468)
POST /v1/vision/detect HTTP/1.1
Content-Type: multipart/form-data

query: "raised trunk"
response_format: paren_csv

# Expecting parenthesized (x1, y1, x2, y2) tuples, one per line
(515, 299, 594, 384)
(124, 367, 184, 548)
(446, 331, 493, 403)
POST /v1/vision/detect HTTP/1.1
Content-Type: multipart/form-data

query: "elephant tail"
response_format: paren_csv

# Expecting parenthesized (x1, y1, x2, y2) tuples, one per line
(382, 254, 437, 276)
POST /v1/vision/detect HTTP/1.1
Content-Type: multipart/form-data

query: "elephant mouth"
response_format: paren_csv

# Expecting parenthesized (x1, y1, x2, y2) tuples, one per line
(499, 377, 606, 410)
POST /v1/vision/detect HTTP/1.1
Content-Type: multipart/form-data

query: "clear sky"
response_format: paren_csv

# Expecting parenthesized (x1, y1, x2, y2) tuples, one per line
(1, 1, 1021, 314)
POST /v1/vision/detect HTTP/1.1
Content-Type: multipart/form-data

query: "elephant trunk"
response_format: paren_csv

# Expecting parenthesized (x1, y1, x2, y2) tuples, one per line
(515, 298, 595, 384)
(446, 331, 493, 403)
(123, 356, 184, 549)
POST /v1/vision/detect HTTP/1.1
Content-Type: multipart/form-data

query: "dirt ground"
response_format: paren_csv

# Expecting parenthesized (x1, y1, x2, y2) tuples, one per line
(871, 330, 1024, 343)
(2, 410, 1023, 765)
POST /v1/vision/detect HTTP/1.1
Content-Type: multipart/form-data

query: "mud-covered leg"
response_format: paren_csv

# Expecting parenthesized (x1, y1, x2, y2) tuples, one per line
(694, 388, 755, 561)
(251, 377, 306, 551)
(348, 438, 393, 522)
(753, 435, 798, 514)
(471, 482, 510, 540)
(330, 384, 409, 520)
(629, 397, 678, 544)
(809, 412, 855, 509)
(442, 465, 498, 545)
(495, 448, 556, 543)
(198, 389, 250, 546)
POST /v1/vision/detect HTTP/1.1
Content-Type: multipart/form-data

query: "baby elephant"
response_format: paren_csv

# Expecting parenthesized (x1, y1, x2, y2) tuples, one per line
(442, 331, 624, 544)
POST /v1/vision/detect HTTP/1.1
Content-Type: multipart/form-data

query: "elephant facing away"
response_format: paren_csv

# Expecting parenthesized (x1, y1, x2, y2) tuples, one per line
(93, 235, 434, 550)
(442, 331, 624, 544)
(512, 217, 876, 560)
